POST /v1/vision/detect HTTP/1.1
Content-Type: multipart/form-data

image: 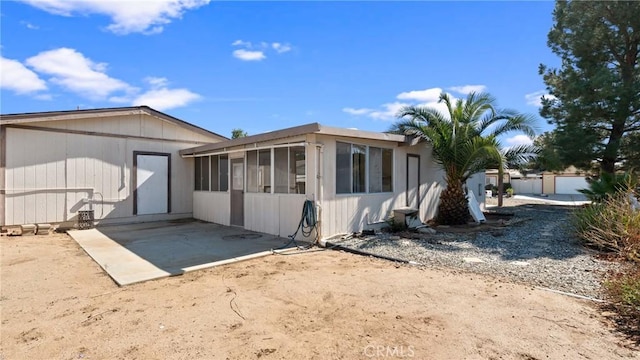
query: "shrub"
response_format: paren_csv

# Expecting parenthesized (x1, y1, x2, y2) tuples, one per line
(606, 269, 640, 309)
(573, 192, 640, 261)
(579, 171, 638, 203)
(604, 268, 640, 330)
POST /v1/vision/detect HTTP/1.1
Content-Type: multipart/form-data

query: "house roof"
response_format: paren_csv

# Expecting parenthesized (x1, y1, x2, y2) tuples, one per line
(0, 106, 228, 141)
(179, 122, 410, 156)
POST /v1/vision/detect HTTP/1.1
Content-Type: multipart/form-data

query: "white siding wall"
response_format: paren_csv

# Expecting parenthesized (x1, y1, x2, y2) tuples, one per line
(31, 115, 215, 144)
(244, 194, 307, 239)
(466, 172, 487, 204)
(193, 191, 230, 225)
(316, 135, 447, 238)
(4, 115, 217, 226)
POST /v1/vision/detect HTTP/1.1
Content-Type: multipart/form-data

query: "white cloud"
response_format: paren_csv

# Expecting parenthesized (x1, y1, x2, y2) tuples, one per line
(343, 102, 409, 121)
(231, 40, 291, 61)
(368, 102, 409, 120)
(132, 88, 200, 111)
(272, 42, 292, 53)
(504, 134, 533, 147)
(131, 76, 200, 110)
(448, 85, 487, 95)
(346, 84, 495, 122)
(145, 76, 169, 89)
(232, 49, 266, 61)
(345, 86, 467, 121)
(26, 48, 134, 100)
(0, 56, 48, 94)
(20, 21, 39, 29)
(19, 0, 209, 35)
(397, 88, 442, 102)
(7, 48, 198, 110)
(343, 107, 373, 115)
(398, 87, 458, 119)
(525, 90, 556, 107)
(232, 39, 252, 47)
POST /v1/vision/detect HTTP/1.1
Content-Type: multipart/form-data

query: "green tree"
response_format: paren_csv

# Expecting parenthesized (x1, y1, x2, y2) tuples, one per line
(525, 131, 564, 173)
(231, 128, 247, 139)
(391, 92, 537, 225)
(540, 1, 640, 174)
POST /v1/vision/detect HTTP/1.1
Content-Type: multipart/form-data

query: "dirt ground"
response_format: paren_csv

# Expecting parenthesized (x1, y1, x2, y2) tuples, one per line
(1, 233, 638, 359)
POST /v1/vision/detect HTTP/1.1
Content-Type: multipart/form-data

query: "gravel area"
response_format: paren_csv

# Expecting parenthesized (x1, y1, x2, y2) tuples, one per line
(331, 199, 618, 299)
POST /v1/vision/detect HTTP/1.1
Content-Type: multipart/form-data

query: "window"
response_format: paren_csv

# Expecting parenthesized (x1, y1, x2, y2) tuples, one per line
(246, 150, 271, 193)
(218, 156, 229, 191)
(194, 155, 228, 192)
(248, 146, 305, 194)
(291, 146, 306, 194)
(258, 149, 271, 193)
(247, 150, 258, 193)
(336, 142, 351, 194)
(274, 148, 289, 193)
(274, 146, 306, 194)
(195, 157, 202, 191)
(336, 142, 393, 194)
(352, 144, 366, 193)
(194, 156, 209, 191)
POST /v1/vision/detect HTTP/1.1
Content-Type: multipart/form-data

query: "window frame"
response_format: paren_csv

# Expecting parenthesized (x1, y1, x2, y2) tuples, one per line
(246, 146, 306, 195)
(194, 155, 229, 192)
(335, 141, 394, 195)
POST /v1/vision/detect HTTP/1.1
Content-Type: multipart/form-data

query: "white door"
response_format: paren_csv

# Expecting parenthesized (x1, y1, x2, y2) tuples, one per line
(555, 176, 589, 195)
(136, 154, 169, 215)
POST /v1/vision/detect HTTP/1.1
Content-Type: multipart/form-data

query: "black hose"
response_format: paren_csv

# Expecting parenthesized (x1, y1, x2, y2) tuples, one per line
(277, 200, 318, 250)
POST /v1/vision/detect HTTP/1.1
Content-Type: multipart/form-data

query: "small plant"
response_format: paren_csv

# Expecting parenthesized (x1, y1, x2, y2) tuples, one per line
(506, 188, 514, 197)
(384, 216, 407, 233)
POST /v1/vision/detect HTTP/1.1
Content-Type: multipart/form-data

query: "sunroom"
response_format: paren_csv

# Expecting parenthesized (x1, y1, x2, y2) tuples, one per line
(179, 122, 482, 241)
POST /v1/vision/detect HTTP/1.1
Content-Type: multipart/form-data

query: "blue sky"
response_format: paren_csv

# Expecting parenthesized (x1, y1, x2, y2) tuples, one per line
(1, 1, 558, 145)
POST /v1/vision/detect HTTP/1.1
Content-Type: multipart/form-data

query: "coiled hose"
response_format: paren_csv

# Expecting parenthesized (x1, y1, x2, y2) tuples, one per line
(283, 200, 318, 249)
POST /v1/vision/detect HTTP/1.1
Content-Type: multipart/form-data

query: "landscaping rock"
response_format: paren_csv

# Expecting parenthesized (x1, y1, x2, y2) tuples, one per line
(332, 204, 619, 299)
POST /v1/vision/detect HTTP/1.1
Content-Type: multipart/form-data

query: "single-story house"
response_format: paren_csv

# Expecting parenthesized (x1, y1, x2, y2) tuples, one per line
(1, 106, 485, 241)
(541, 166, 589, 195)
(485, 166, 588, 195)
(0, 106, 226, 227)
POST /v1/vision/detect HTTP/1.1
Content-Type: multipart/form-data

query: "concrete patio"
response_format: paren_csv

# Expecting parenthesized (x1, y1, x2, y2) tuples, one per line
(68, 219, 294, 286)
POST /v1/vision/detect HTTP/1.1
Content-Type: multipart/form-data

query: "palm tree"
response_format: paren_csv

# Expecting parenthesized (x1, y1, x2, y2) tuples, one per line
(391, 92, 537, 225)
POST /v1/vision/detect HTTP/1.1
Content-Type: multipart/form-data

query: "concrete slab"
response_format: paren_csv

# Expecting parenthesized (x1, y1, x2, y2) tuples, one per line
(68, 220, 293, 286)
(513, 194, 590, 206)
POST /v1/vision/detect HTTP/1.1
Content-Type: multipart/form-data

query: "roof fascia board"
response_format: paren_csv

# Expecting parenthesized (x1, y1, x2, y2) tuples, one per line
(0, 106, 227, 141)
(180, 122, 321, 156)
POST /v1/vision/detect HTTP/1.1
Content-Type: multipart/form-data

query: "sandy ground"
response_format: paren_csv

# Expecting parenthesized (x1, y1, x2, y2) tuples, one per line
(1, 233, 637, 359)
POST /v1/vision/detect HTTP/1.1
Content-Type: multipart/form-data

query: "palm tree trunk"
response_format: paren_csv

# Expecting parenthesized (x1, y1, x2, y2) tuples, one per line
(436, 177, 470, 225)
